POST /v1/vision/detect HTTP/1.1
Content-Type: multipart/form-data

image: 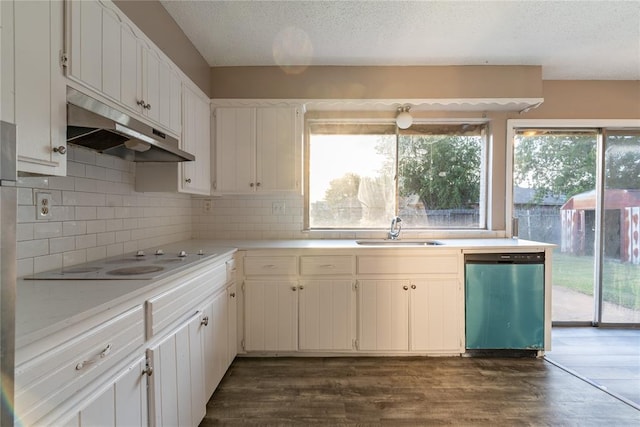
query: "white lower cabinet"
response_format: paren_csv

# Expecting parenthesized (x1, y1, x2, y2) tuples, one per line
(298, 279, 355, 351)
(358, 278, 461, 352)
(202, 288, 228, 398)
(244, 280, 298, 352)
(239, 250, 462, 355)
(147, 311, 206, 427)
(58, 355, 149, 427)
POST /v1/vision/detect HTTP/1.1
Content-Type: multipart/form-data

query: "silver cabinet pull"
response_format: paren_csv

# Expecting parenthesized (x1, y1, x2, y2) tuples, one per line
(256, 182, 261, 187)
(185, 178, 192, 183)
(145, 103, 151, 110)
(249, 182, 255, 187)
(201, 316, 209, 326)
(411, 284, 416, 290)
(403, 285, 409, 291)
(53, 146, 67, 155)
(291, 286, 297, 291)
(142, 365, 153, 377)
(299, 285, 304, 290)
(76, 344, 112, 370)
(136, 99, 146, 108)
(230, 292, 236, 298)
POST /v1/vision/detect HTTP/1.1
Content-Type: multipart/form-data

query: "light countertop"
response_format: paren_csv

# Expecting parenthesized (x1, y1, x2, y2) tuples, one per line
(16, 238, 554, 353)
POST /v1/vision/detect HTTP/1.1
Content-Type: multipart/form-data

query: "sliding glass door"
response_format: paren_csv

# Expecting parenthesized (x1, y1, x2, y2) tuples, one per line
(601, 131, 640, 323)
(512, 126, 639, 326)
(513, 129, 598, 323)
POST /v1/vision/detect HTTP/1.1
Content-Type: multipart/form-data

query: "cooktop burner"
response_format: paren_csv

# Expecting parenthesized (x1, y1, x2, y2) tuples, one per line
(25, 248, 218, 280)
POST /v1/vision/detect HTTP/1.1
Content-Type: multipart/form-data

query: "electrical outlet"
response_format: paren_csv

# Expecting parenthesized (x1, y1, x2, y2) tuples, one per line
(272, 201, 286, 215)
(203, 199, 212, 213)
(36, 192, 53, 220)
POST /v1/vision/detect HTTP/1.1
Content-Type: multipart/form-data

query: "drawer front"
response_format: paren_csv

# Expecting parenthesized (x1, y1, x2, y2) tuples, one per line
(244, 256, 297, 276)
(147, 263, 226, 338)
(357, 254, 459, 275)
(300, 256, 354, 276)
(15, 305, 144, 426)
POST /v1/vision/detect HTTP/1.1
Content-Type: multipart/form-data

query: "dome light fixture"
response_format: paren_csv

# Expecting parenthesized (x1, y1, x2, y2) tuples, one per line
(396, 106, 413, 129)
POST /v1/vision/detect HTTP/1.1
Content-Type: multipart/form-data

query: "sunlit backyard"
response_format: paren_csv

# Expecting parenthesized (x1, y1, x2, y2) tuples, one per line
(553, 251, 640, 311)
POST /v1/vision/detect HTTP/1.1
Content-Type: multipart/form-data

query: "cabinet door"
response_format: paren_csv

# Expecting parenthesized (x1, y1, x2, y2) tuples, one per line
(14, 0, 66, 176)
(181, 85, 211, 195)
(120, 22, 143, 115)
(244, 280, 298, 351)
(202, 290, 228, 399)
(58, 356, 149, 427)
(358, 280, 409, 351)
(67, 0, 102, 91)
(227, 282, 238, 365)
(256, 107, 298, 192)
(142, 47, 161, 124)
(410, 279, 461, 352)
(147, 312, 206, 427)
(299, 279, 355, 351)
(214, 107, 256, 193)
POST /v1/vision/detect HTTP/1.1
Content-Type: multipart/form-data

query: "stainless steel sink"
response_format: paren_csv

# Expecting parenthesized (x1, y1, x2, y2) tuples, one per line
(355, 239, 444, 246)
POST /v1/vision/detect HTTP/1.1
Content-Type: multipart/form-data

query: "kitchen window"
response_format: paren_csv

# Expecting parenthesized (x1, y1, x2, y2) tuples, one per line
(305, 120, 489, 230)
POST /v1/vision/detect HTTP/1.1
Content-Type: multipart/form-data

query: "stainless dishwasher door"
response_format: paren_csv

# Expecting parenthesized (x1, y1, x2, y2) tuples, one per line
(465, 253, 545, 350)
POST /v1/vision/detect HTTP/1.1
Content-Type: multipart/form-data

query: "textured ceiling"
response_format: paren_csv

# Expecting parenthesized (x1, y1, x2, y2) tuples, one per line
(160, 0, 640, 80)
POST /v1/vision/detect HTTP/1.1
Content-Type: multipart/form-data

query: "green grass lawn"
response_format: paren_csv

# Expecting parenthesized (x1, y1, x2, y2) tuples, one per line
(553, 251, 640, 311)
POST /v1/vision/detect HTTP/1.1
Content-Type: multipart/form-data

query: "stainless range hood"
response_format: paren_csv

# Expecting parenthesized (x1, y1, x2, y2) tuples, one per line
(66, 87, 194, 162)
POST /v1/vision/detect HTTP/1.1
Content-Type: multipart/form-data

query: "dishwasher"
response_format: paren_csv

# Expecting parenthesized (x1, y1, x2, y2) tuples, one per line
(464, 253, 545, 351)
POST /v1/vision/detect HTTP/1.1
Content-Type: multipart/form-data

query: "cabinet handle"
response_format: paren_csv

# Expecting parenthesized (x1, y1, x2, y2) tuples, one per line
(299, 285, 304, 290)
(185, 178, 192, 183)
(263, 264, 276, 269)
(53, 146, 67, 155)
(230, 292, 236, 298)
(292, 286, 297, 291)
(201, 316, 209, 326)
(403, 285, 409, 291)
(136, 99, 146, 108)
(249, 183, 254, 187)
(145, 103, 152, 110)
(142, 365, 153, 377)
(76, 344, 112, 370)
(256, 182, 261, 187)
(320, 264, 335, 269)
(411, 284, 416, 290)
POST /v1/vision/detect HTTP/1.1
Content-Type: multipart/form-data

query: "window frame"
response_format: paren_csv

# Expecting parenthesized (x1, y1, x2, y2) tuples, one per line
(304, 117, 491, 232)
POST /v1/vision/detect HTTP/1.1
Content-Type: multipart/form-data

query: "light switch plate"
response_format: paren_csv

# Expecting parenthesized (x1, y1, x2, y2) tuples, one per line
(36, 192, 52, 220)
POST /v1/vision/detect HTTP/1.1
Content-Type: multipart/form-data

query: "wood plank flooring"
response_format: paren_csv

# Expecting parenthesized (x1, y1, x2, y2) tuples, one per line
(200, 356, 640, 425)
(546, 327, 640, 407)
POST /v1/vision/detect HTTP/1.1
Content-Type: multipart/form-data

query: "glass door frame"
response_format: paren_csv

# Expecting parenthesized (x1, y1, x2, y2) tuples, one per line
(507, 119, 640, 327)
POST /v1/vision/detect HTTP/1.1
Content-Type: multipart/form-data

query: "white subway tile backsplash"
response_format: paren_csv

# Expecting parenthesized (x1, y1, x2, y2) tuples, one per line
(50, 236, 76, 254)
(75, 234, 97, 250)
(16, 145, 193, 275)
(75, 206, 98, 221)
(34, 222, 63, 239)
(18, 239, 49, 259)
(96, 232, 116, 246)
(86, 220, 106, 234)
(16, 223, 34, 242)
(63, 221, 87, 237)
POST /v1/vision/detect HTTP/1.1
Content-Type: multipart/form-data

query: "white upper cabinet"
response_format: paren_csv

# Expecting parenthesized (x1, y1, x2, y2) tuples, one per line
(214, 106, 300, 194)
(135, 82, 211, 195)
(66, 0, 182, 136)
(13, 0, 66, 176)
(180, 84, 211, 195)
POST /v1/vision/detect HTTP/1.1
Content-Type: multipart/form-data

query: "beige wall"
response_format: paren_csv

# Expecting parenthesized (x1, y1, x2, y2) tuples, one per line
(520, 80, 640, 119)
(210, 65, 543, 100)
(113, 0, 211, 96)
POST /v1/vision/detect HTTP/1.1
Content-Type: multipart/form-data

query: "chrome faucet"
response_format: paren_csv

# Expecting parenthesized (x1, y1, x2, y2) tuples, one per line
(388, 216, 402, 240)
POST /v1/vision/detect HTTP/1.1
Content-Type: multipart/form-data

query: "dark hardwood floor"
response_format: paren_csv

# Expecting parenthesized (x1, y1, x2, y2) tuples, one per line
(200, 356, 640, 425)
